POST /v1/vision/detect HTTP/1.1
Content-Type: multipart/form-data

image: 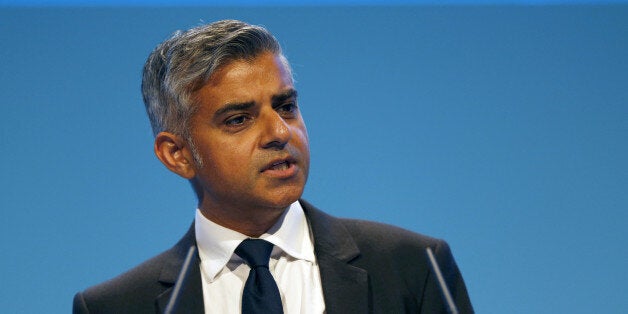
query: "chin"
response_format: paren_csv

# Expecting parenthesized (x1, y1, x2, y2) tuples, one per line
(267, 197, 300, 210)
(265, 188, 303, 209)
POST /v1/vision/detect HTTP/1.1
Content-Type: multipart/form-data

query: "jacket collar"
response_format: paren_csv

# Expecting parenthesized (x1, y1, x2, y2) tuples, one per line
(300, 200, 369, 314)
(155, 225, 205, 314)
(154, 200, 369, 314)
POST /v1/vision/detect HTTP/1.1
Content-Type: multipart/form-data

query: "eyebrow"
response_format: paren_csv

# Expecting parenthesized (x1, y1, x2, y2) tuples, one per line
(214, 101, 255, 117)
(272, 89, 298, 104)
(213, 89, 298, 117)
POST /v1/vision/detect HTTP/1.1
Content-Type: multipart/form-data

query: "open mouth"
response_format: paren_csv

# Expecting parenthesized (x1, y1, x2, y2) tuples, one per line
(261, 157, 298, 178)
(268, 160, 290, 171)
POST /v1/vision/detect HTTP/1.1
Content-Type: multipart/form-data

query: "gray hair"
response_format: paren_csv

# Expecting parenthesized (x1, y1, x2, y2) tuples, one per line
(141, 20, 284, 138)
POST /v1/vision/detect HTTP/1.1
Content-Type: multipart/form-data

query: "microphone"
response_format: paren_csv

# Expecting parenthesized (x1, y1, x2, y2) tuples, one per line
(426, 247, 459, 314)
(164, 245, 198, 314)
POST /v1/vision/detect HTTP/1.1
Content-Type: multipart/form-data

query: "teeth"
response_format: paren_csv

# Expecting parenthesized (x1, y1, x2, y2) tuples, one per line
(271, 161, 289, 170)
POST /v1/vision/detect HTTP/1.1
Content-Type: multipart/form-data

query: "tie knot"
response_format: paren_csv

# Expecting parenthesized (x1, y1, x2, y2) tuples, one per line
(235, 239, 274, 268)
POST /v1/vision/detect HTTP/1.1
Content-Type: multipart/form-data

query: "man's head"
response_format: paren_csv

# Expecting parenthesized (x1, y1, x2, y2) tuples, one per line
(142, 19, 284, 141)
(141, 20, 309, 235)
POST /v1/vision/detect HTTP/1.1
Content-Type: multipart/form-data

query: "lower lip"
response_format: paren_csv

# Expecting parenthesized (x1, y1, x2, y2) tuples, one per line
(262, 162, 298, 178)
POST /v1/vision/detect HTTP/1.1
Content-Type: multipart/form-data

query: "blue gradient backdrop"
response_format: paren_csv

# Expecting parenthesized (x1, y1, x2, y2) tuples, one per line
(1, 4, 627, 313)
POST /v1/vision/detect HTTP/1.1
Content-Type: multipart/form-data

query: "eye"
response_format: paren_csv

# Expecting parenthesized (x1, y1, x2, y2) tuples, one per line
(225, 115, 249, 126)
(276, 102, 298, 117)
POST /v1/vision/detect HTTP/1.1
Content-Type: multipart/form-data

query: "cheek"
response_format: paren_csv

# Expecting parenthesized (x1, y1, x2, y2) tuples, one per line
(297, 129, 310, 155)
(203, 151, 250, 187)
(216, 140, 259, 171)
(293, 126, 310, 168)
(196, 140, 240, 172)
(293, 121, 310, 147)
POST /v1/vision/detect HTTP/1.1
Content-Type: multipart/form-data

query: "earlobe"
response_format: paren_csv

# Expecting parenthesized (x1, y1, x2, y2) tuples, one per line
(154, 132, 196, 179)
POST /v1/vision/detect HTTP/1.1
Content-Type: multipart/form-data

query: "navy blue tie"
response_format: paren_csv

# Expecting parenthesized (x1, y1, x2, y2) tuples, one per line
(235, 239, 283, 314)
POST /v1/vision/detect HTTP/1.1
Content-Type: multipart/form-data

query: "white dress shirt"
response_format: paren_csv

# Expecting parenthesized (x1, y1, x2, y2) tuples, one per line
(195, 201, 326, 314)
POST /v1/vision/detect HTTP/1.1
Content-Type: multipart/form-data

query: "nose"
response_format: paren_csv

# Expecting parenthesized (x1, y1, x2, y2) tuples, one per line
(260, 110, 291, 150)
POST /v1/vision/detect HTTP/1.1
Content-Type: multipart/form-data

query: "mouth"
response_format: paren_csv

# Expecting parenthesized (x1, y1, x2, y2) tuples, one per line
(261, 157, 298, 177)
(268, 160, 291, 171)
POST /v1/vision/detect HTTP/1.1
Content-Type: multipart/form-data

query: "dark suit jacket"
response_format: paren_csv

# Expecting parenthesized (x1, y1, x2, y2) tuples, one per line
(73, 200, 473, 313)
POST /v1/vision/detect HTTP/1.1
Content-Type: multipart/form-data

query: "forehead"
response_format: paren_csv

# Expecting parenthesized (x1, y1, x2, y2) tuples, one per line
(206, 53, 292, 90)
(190, 52, 294, 117)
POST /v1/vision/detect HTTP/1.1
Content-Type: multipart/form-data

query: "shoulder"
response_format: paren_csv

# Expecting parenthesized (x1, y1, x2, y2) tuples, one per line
(73, 248, 174, 314)
(300, 199, 457, 277)
(301, 200, 473, 312)
(301, 199, 446, 253)
(340, 217, 443, 248)
(337, 217, 455, 271)
(336, 217, 459, 276)
(82, 248, 174, 297)
(73, 225, 195, 314)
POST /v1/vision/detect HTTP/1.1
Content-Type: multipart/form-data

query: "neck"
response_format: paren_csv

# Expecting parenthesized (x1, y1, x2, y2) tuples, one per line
(198, 203, 288, 237)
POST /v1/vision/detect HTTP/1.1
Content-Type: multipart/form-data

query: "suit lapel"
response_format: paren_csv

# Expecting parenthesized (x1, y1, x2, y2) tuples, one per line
(155, 225, 205, 314)
(301, 200, 370, 314)
(153, 202, 369, 314)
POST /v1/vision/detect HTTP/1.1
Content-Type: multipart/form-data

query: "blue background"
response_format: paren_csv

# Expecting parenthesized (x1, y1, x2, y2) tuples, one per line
(1, 3, 627, 313)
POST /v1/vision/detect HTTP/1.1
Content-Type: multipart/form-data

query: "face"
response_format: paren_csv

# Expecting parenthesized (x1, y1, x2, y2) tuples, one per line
(186, 52, 310, 218)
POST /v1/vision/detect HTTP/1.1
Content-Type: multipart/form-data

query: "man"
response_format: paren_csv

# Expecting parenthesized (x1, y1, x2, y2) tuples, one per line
(73, 20, 473, 313)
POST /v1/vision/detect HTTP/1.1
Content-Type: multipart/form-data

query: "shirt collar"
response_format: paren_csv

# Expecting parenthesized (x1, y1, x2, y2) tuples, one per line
(195, 201, 315, 282)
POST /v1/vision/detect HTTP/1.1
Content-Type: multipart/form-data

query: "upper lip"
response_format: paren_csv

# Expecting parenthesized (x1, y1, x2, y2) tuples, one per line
(261, 156, 297, 172)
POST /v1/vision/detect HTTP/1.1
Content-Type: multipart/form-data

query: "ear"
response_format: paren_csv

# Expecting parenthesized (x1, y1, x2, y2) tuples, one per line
(154, 132, 196, 179)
